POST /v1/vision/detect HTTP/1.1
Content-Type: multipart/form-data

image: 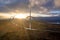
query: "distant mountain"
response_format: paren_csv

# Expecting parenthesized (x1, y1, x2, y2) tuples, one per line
(32, 16, 60, 22)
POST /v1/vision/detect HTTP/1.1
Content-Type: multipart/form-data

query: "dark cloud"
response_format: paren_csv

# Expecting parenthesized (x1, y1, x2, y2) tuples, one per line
(54, 0, 60, 9)
(0, 0, 60, 13)
(0, 0, 29, 13)
(29, 0, 60, 14)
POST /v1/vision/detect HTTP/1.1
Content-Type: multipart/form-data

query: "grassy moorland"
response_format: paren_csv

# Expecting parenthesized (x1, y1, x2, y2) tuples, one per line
(0, 19, 60, 40)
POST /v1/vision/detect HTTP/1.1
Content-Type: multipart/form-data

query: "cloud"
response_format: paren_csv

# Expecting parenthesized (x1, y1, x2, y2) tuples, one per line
(54, 0, 60, 8)
(29, 0, 51, 14)
(29, 0, 52, 7)
(0, 0, 29, 13)
(29, 0, 60, 14)
(0, 0, 17, 5)
(0, 0, 60, 13)
(0, 0, 19, 13)
(29, 0, 43, 7)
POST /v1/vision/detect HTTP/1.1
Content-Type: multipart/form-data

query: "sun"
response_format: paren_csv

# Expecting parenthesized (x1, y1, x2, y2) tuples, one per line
(15, 14, 27, 19)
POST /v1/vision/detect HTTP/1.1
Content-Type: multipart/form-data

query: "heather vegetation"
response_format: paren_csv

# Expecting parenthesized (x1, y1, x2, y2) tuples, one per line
(0, 19, 60, 40)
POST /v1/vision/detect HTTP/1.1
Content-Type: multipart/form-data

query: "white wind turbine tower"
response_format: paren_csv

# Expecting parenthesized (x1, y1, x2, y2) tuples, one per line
(25, 0, 37, 30)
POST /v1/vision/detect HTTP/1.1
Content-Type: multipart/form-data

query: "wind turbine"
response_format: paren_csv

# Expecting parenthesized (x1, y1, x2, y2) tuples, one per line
(25, 1, 37, 30)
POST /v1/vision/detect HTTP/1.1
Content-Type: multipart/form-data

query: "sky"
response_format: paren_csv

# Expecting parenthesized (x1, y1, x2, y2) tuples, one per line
(0, 0, 60, 14)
